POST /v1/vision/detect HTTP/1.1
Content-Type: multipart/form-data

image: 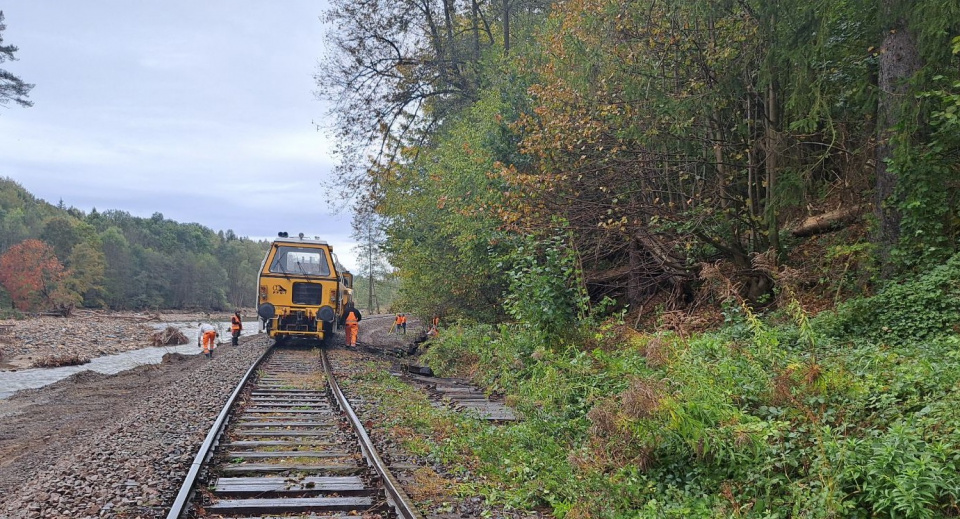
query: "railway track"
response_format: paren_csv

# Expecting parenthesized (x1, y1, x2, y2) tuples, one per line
(167, 346, 422, 519)
(357, 314, 517, 423)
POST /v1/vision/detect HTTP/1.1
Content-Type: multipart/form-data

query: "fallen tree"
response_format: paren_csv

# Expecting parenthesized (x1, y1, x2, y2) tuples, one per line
(791, 204, 868, 237)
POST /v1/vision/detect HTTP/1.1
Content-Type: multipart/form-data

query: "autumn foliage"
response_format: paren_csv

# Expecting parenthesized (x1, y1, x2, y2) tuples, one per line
(0, 239, 77, 313)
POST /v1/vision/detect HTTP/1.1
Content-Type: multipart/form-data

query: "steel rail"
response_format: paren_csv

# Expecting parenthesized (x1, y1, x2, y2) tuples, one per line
(166, 346, 273, 519)
(320, 348, 424, 519)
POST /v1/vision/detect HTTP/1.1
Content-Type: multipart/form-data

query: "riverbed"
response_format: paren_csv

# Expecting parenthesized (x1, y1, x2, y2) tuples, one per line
(0, 320, 259, 399)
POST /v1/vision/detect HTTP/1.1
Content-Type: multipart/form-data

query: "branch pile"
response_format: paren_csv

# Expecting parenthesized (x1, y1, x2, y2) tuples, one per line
(31, 353, 89, 368)
(150, 326, 189, 346)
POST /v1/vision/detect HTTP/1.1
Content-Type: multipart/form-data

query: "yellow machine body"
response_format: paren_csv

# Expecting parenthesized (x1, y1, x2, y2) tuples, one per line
(256, 236, 341, 343)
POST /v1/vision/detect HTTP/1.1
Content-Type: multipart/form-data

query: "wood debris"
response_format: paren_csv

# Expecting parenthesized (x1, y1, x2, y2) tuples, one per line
(150, 326, 189, 346)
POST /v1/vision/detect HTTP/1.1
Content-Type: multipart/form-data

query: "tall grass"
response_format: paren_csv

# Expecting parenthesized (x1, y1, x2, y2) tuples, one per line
(418, 257, 960, 517)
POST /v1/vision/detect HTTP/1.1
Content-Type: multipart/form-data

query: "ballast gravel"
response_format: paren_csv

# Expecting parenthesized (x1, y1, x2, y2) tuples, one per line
(0, 315, 543, 519)
(0, 336, 270, 519)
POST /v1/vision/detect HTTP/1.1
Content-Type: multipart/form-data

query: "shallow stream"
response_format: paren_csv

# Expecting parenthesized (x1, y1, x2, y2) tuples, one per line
(0, 320, 259, 399)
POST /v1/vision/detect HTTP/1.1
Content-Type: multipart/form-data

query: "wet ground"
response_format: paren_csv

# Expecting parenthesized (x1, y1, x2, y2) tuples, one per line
(0, 312, 424, 400)
(0, 320, 259, 399)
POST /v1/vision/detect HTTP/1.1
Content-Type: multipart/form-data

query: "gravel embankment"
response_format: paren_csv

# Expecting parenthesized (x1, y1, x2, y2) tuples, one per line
(0, 312, 442, 519)
(0, 334, 270, 519)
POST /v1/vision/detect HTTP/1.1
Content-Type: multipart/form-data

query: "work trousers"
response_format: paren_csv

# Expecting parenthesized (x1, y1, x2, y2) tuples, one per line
(345, 323, 358, 347)
(202, 331, 217, 354)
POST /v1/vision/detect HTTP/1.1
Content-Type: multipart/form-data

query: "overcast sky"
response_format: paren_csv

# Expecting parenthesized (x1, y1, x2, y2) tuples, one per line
(0, 2, 362, 270)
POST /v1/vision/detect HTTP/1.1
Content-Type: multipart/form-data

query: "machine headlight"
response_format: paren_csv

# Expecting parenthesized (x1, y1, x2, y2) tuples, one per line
(257, 303, 276, 320)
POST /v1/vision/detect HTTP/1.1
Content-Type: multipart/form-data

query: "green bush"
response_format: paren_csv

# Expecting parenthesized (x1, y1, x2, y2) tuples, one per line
(852, 421, 959, 519)
(502, 231, 589, 342)
(815, 252, 960, 343)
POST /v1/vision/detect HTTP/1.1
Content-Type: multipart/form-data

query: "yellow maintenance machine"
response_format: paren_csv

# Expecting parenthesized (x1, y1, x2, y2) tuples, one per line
(256, 232, 346, 344)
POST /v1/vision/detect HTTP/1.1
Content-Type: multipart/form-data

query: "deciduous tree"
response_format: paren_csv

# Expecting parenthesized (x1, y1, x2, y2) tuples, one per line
(0, 239, 78, 312)
(66, 241, 106, 308)
(40, 216, 82, 261)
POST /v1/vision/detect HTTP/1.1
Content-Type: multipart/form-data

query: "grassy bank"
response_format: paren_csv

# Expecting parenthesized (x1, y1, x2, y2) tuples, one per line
(351, 259, 960, 518)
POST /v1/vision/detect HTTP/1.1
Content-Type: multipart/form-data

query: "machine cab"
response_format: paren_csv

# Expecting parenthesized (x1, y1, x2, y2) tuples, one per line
(257, 233, 340, 343)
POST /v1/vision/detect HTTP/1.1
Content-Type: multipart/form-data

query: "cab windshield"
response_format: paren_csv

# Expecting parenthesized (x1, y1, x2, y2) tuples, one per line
(269, 246, 331, 277)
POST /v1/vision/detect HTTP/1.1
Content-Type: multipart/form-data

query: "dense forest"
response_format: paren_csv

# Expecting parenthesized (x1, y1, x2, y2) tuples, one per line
(317, 0, 960, 322)
(314, 0, 960, 517)
(0, 178, 269, 313)
(0, 179, 396, 315)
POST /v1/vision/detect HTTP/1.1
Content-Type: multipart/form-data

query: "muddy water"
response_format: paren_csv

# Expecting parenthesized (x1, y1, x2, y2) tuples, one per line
(0, 321, 260, 400)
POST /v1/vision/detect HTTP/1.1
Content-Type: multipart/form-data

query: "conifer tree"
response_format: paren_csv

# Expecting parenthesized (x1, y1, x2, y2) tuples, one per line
(0, 11, 33, 111)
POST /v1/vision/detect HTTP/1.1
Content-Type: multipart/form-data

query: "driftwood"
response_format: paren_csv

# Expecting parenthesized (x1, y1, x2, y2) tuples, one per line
(791, 204, 867, 237)
(71, 310, 163, 322)
(32, 353, 89, 368)
(37, 304, 74, 318)
(150, 326, 189, 346)
(109, 313, 162, 322)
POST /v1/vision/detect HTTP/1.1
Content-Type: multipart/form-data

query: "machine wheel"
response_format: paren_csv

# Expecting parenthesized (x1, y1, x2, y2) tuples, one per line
(320, 320, 334, 346)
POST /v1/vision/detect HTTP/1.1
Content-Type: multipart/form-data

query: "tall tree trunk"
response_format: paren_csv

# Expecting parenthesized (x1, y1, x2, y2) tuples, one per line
(627, 237, 644, 309)
(420, 1, 448, 86)
(367, 224, 375, 310)
(442, 0, 457, 59)
(765, 84, 781, 257)
(503, 0, 511, 55)
(441, 0, 463, 89)
(472, 0, 481, 60)
(746, 97, 758, 249)
(875, 10, 920, 275)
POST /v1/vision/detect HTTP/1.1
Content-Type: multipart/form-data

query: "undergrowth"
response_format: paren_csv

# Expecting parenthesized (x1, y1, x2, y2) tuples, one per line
(416, 254, 960, 518)
(814, 252, 960, 343)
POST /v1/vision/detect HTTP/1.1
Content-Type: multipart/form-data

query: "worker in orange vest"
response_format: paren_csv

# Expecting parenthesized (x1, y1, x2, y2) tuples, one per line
(344, 304, 361, 347)
(428, 315, 440, 338)
(230, 311, 243, 346)
(399, 313, 407, 335)
(197, 322, 218, 359)
(393, 313, 402, 334)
